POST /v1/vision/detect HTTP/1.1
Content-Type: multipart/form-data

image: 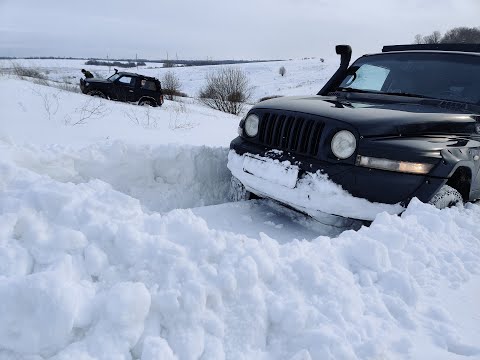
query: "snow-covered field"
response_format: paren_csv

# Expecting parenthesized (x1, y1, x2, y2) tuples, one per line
(0, 59, 479, 360)
(0, 58, 336, 102)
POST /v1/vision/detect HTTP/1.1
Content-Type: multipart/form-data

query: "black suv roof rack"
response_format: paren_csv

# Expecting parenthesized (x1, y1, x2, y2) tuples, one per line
(382, 44, 480, 53)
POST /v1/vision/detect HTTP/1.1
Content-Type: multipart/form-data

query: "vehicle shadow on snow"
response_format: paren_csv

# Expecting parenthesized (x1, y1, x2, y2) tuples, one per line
(192, 198, 363, 243)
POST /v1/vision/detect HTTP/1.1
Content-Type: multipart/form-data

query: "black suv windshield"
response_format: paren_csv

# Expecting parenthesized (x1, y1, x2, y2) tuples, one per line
(108, 73, 121, 82)
(339, 52, 480, 105)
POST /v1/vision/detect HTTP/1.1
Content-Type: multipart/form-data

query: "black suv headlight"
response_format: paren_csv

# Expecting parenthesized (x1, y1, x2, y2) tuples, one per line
(244, 114, 260, 137)
(331, 130, 357, 159)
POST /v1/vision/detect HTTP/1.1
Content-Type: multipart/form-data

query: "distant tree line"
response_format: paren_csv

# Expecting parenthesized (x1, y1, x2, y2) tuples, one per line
(414, 26, 480, 44)
(159, 59, 282, 67)
(0, 55, 283, 67)
(85, 60, 146, 68)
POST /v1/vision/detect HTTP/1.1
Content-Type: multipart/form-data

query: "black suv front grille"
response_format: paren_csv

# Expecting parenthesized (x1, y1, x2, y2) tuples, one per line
(258, 112, 324, 156)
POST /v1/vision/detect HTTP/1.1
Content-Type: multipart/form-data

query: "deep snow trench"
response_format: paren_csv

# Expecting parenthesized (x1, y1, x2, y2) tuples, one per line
(4, 140, 233, 213)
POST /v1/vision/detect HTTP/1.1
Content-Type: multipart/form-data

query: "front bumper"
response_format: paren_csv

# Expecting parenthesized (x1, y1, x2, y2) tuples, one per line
(79, 79, 87, 94)
(229, 137, 446, 220)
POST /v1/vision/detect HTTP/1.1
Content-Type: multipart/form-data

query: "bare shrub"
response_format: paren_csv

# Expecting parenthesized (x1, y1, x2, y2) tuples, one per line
(32, 77, 50, 87)
(56, 82, 80, 93)
(414, 34, 424, 44)
(414, 31, 442, 44)
(279, 66, 286, 77)
(168, 101, 196, 130)
(30, 87, 60, 121)
(199, 67, 251, 115)
(65, 97, 110, 126)
(425, 31, 442, 44)
(124, 106, 160, 129)
(11, 62, 47, 80)
(162, 71, 183, 100)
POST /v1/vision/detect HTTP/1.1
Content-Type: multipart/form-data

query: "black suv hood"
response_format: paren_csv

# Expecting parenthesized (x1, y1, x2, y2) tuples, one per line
(254, 95, 479, 137)
(84, 78, 111, 84)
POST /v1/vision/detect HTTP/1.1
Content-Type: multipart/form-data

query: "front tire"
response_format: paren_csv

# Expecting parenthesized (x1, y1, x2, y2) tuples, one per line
(228, 176, 252, 202)
(87, 90, 106, 98)
(138, 99, 157, 107)
(428, 185, 463, 209)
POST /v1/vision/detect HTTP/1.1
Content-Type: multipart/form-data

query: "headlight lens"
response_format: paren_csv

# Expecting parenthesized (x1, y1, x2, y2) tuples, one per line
(356, 155, 434, 174)
(244, 114, 259, 137)
(331, 130, 357, 159)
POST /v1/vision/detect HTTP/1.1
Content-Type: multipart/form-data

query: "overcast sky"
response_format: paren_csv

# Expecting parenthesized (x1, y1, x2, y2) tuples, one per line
(0, 0, 479, 60)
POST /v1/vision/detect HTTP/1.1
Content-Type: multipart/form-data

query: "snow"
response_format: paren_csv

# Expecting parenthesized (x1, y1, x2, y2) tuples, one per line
(0, 58, 337, 102)
(228, 150, 404, 220)
(1, 59, 480, 360)
(0, 78, 239, 147)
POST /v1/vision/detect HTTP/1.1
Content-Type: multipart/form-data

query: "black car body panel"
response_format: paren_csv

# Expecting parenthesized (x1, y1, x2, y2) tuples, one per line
(247, 96, 479, 138)
(229, 45, 480, 219)
(80, 71, 164, 106)
(231, 136, 447, 205)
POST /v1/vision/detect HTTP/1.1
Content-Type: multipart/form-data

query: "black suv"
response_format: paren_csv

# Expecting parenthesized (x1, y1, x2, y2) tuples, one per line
(80, 70, 164, 107)
(228, 44, 480, 221)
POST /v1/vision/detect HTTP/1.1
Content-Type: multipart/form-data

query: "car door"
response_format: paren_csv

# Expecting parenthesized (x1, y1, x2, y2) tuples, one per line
(113, 75, 137, 102)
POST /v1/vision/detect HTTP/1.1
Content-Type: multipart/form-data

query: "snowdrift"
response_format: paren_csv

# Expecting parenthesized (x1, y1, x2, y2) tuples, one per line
(228, 150, 404, 221)
(1, 140, 480, 360)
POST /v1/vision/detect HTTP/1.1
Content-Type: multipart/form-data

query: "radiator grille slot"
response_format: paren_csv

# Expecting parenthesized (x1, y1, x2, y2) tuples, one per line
(258, 112, 324, 156)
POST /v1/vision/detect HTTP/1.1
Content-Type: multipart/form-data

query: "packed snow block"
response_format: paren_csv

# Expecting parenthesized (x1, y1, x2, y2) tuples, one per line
(14, 209, 88, 265)
(289, 349, 312, 360)
(83, 243, 109, 277)
(80, 282, 151, 358)
(0, 214, 33, 276)
(340, 235, 391, 273)
(0, 271, 82, 356)
(141, 336, 178, 360)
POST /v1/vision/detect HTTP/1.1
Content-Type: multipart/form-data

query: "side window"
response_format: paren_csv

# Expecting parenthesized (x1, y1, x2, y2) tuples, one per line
(344, 64, 390, 91)
(141, 80, 157, 91)
(117, 76, 135, 86)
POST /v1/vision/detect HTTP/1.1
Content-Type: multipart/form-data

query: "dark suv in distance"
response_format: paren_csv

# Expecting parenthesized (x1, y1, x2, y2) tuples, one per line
(80, 70, 164, 107)
(228, 44, 480, 221)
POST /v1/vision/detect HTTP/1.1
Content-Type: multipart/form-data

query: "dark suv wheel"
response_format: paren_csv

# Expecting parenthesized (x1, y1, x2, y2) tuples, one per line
(429, 185, 463, 209)
(87, 90, 106, 98)
(138, 99, 157, 107)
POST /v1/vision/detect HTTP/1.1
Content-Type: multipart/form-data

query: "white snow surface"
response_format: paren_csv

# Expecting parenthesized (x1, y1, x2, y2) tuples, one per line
(0, 58, 337, 103)
(1, 62, 480, 360)
(228, 151, 404, 221)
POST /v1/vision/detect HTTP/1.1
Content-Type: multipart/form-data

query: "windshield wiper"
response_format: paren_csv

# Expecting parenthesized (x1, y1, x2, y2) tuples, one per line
(336, 87, 378, 94)
(380, 91, 440, 100)
(337, 88, 442, 101)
